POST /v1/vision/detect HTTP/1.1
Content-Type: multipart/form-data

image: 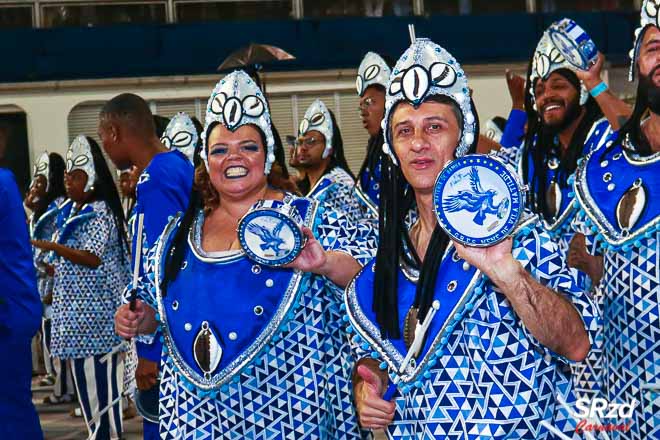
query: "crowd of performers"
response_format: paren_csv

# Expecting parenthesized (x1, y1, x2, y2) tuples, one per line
(1, 3, 659, 439)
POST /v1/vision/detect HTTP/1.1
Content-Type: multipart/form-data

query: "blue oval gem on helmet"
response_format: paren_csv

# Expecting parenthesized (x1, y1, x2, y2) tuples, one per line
(433, 154, 524, 247)
(238, 200, 306, 266)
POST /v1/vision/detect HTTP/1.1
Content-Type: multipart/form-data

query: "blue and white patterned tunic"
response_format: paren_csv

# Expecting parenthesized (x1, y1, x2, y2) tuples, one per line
(309, 166, 377, 223)
(499, 117, 612, 399)
(573, 137, 660, 440)
(50, 199, 130, 359)
(131, 193, 377, 439)
(30, 196, 65, 302)
(345, 215, 599, 439)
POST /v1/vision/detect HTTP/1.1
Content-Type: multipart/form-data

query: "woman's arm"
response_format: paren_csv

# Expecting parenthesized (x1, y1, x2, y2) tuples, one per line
(286, 226, 362, 288)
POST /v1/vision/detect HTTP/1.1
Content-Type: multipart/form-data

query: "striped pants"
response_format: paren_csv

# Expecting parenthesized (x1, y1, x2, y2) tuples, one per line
(70, 351, 124, 440)
(42, 318, 75, 397)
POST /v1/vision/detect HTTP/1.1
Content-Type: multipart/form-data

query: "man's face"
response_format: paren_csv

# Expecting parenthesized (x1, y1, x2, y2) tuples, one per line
(638, 26, 660, 82)
(296, 130, 328, 170)
(637, 26, 660, 115)
(118, 171, 135, 198)
(98, 116, 129, 169)
(533, 72, 581, 131)
(360, 86, 386, 137)
(391, 100, 461, 195)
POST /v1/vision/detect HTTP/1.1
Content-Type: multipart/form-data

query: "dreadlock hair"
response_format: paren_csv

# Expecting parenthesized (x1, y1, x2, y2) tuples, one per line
(521, 67, 603, 221)
(86, 137, 128, 255)
(373, 95, 479, 339)
(33, 152, 66, 221)
(160, 121, 295, 296)
(609, 28, 655, 159)
(298, 109, 354, 195)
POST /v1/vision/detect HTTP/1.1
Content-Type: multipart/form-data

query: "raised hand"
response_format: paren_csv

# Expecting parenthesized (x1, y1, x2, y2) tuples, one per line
(506, 69, 526, 111)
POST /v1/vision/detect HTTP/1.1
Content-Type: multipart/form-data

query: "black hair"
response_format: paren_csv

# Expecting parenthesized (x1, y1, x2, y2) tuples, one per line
(521, 67, 603, 221)
(153, 115, 171, 139)
(86, 137, 129, 255)
(33, 152, 66, 221)
(100, 93, 156, 138)
(373, 95, 480, 339)
(298, 109, 354, 195)
(608, 26, 655, 158)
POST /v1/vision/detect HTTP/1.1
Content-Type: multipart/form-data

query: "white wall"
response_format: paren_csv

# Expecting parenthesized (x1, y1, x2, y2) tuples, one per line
(0, 63, 628, 170)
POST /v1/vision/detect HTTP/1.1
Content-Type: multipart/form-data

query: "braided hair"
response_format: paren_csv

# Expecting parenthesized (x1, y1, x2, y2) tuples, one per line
(87, 137, 129, 255)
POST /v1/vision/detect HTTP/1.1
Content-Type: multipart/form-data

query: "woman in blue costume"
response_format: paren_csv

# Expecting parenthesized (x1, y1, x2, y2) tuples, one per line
(346, 38, 598, 439)
(26, 151, 76, 403)
(115, 70, 377, 439)
(33, 135, 130, 440)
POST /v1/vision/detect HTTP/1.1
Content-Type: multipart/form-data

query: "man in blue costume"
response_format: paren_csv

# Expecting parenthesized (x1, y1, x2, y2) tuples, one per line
(296, 99, 376, 221)
(99, 93, 193, 438)
(498, 19, 632, 400)
(347, 37, 597, 439)
(0, 167, 43, 438)
(572, 1, 660, 437)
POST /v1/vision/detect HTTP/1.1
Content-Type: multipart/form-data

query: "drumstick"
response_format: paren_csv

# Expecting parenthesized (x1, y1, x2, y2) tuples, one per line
(129, 213, 144, 312)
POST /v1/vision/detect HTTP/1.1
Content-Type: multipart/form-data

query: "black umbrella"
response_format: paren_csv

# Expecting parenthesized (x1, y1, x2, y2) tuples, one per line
(217, 43, 296, 72)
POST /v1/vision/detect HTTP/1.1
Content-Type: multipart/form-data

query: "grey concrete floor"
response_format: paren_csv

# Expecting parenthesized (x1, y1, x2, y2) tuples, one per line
(33, 377, 143, 440)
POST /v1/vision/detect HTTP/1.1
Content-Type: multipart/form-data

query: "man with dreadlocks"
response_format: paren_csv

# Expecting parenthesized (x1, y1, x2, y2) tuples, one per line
(503, 19, 630, 289)
(355, 51, 391, 212)
(498, 19, 631, 401)
(295, 99, 375, 222)
(345, 37, 597, 439)
(572, 2, 660, 438)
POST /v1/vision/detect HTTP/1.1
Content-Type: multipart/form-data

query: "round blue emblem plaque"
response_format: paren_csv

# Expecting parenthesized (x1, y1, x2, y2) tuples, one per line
(238, 200, 306, 266)
(433, 154, 524, 247)
(549, 18, 598, 71)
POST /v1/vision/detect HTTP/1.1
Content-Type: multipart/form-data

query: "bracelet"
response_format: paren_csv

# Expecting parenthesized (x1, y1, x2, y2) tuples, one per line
(589, 81, 608, 98)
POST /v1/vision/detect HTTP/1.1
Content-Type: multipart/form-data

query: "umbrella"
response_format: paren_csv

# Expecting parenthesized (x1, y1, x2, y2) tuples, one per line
(217, 43, 296, 71)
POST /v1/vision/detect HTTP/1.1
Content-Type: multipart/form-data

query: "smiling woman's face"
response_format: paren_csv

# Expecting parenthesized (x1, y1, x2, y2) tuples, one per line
(206, 123, 268, 202)
(390, 100, 461, 195)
